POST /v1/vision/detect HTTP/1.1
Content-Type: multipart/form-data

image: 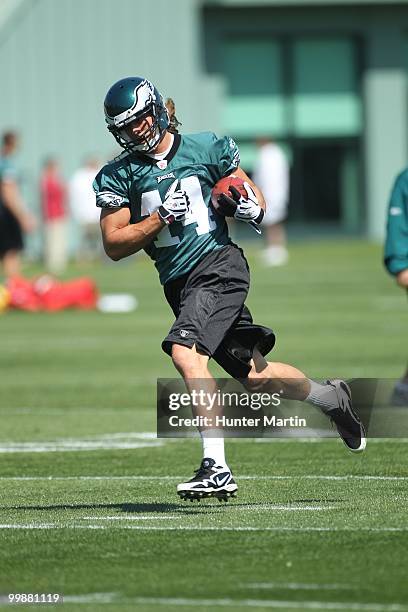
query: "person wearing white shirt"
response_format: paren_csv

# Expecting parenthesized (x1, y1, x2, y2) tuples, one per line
(69, 157, 102, 261)
(252, 138, 289, 266)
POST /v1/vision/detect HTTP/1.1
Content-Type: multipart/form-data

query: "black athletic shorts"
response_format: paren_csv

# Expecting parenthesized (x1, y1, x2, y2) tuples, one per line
(0, 204, 23, 257)
(162, 244, 275, 379)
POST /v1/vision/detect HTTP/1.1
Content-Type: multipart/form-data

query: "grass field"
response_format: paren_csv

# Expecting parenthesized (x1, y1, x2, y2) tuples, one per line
(0, 239, 407, 611)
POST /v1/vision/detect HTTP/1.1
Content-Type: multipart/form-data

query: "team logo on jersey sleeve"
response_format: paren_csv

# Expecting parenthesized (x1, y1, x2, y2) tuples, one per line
(390, 207, 402, 216)
(96, 191, 127, 208)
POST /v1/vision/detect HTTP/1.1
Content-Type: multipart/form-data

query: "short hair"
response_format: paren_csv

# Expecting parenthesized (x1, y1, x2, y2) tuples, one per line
(2, 131, 18, 147)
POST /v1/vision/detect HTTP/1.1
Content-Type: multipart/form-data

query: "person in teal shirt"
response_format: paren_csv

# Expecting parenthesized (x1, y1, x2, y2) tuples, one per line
(384, 169, 408, 405)
(94, 76, 366, 501)
(0, 131, 35, 277)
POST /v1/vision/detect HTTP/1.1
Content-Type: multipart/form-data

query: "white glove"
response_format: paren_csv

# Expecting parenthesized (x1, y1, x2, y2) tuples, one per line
(232, 182, 264, 225)
(217, 181, 264, 230)
(158, 179, 190, 224)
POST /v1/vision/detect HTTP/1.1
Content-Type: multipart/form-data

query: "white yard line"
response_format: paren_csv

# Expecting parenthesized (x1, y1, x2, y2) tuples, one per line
(0, 433, 163, 453)
(56, 592, 117, 604)
(206, 505, 336, 511)
(0, 523, 60, 529)
(79, 506, 335, 517)
(92, 433, 157, 439)
(0, 442, 163, 452)
(0, 475, 407, 481)
(246, 583, 353, 591)
(0, 435, 407, 452)
(254, 439, 408, 444)
(0, 443, 164, 453)
(60, 593, 408, 611)
(0, 524, 407, 533)
(235, 476, 408, 481)
(81, 516, 180, 520)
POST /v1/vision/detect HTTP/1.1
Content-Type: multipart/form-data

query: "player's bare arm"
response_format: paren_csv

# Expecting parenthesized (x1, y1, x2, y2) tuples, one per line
(396, 268, 408, 288)
(0, 179, 36, 232)
(100, 206, 165, 261)
(100, 177, 190, 260)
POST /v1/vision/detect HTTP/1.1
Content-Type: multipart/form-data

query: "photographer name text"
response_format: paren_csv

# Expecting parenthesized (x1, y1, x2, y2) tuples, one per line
(168, 415, 307, 428)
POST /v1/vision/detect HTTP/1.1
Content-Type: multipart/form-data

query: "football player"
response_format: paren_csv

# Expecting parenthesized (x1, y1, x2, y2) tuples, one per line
(94, 76, 366, 501)
(384, 169, 408, 406)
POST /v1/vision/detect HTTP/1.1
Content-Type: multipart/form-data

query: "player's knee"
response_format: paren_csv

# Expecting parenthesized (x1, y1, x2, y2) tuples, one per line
(171, 343, 208, 378)
(171, 344, 190, 374)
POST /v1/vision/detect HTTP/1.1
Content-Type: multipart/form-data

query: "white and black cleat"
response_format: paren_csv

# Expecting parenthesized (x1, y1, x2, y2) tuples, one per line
(325, 379, 366, 453)
(177, 458, 238, 502)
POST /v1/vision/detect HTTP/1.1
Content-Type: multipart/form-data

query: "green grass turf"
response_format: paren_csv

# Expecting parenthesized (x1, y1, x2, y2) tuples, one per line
(0, 240, 407, 611)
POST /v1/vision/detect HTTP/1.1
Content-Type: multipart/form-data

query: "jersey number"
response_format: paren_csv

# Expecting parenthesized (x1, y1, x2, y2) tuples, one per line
(140, 176, 216, 248)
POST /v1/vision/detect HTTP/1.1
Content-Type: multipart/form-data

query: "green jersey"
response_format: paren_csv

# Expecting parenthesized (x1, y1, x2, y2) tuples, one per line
(384, 168, 408, 276)
(93, 132, 240, 284)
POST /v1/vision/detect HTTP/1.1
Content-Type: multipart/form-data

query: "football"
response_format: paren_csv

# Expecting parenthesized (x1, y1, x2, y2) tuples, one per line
(211, 175, 247, 216)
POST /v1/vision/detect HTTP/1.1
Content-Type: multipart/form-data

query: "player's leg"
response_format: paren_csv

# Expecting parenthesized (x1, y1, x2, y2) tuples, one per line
(263, 222, 288, 266)
(171, 343, 237, 501)
(243, 350, 366, 452)
(243, 351, 310, 398)
(0, 209, 24, 278)
(172, 343, 226, 466)
(390, 364, 408, 406)
(162, 245, 251, 500)
(390, 291, 408, 406)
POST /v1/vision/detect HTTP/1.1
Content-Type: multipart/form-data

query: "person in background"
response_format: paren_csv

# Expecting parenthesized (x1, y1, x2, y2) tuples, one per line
(0, 131, 36, 277)
(384, 168, 408, 406)
(252, 137, 289, 266)
(69, 157, 102, 261)
(40, 157, 67, 275)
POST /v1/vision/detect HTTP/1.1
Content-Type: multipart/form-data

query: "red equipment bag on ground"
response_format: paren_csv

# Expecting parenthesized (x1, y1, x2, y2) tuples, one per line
(7, 276, 98, 312)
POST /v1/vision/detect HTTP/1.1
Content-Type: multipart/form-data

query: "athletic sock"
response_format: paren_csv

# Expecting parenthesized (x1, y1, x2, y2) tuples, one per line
(396, 380, 408, 392)
(305, 379, 338, 413)
(200, 432, 227, 467)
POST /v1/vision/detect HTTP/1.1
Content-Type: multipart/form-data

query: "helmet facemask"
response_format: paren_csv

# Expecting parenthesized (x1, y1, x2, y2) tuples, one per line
(105, 78, 169, 154)
(115, 107, 165, 153)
